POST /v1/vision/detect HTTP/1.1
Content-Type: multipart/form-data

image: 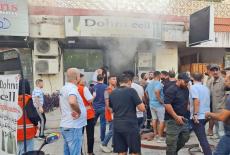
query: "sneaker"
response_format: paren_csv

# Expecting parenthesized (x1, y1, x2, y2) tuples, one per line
(100, 144, 112, 153)
(210, 134, 220, 139)
(154, 135, 159, 141)
(38, 135, 46, 140)
(156, 137, 165, 143)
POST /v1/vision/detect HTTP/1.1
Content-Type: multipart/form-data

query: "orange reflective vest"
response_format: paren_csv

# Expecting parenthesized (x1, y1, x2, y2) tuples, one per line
(105, 87, 113, 122)
(17, 94, 37, 141)
(78, 85, 95, 120)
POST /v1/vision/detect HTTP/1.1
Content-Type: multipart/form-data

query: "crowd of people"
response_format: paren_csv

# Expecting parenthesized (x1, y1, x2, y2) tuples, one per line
(16, 64, 230, 155)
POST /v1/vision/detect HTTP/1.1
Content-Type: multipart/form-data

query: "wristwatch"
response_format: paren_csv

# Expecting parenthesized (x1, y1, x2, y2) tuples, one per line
(193, 113, 198, 116)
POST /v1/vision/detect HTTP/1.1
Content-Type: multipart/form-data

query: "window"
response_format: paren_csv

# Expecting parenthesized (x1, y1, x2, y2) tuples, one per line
(63, 49, 103, 72)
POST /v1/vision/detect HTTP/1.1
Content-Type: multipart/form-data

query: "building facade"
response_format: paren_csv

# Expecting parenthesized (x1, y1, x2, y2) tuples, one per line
(1, 0, 230, 93)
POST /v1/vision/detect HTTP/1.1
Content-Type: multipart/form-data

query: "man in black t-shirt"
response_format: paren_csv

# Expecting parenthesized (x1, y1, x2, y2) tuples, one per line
(164, 73, 190, 155)
(163, 70, 177, 94)
(109, 74, 146, 155)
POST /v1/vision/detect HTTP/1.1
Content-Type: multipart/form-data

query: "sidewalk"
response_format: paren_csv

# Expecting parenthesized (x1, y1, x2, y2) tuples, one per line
(34, 108, 218, 155)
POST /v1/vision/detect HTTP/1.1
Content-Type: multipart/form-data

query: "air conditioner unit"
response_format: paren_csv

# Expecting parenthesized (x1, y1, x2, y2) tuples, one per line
(34, 39, 59, 56)
(34, 58, 59, 74)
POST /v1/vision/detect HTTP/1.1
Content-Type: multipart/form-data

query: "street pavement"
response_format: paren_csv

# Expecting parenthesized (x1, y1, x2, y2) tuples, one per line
(34, 108, 218, 155)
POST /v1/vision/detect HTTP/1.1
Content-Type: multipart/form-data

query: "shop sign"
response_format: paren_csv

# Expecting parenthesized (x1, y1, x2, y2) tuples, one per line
(65, 16, 156, 38)
(0, 0, 29, 36)
(138, 52, 152, 68)
(162, 23, 185, 42)
(0, 74, 20, 155)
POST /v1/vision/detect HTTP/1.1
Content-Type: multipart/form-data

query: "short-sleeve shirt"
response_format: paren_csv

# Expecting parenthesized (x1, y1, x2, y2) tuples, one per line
(224, 95, 230, 136)
(164, 84, 189, 120)
(59, 83, 87, 128)
(189, 83, 210, 119)
(32, 87, 44, 108)
(109, 87, 142, 132)
(163, 80, 176, 94)
(209, 77, 226, 112)
(131, 83, 144, 118)
(145, 81, 164, 108)
(93, 83, 108, 110)
(83, 87, 93, 101)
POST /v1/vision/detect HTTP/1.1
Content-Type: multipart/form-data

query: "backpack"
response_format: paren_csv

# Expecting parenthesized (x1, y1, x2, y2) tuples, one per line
(25, 98, 40, 126)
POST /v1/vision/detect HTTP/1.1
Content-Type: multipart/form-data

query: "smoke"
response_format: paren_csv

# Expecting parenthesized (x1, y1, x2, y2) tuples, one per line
(96, 38, 157, 74)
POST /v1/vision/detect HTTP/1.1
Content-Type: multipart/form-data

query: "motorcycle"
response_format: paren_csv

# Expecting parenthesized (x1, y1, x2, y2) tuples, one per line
(22, 132, 60, 155)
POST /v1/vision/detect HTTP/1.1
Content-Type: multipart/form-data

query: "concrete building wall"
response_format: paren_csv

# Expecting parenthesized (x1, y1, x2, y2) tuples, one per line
(33, 53, 64, 93)
(155, 43, 178, 72)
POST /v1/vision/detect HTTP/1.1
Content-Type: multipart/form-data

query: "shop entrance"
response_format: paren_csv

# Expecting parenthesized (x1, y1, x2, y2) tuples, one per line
(179, 47, 226, 74)
(63, 49, 103, 83)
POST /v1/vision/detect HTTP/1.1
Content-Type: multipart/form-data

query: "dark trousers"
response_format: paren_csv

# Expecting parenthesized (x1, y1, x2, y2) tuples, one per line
(166, 119, 190, 155)
(37, 111, 46, 136)
(146, 104, 152, 128)
(137, 117, 144, 130)
(85, 118, 95, 154)
(191, 119, 212, 155)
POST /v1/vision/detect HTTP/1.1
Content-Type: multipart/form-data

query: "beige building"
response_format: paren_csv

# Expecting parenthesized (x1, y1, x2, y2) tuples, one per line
(1, 0, 230, 93)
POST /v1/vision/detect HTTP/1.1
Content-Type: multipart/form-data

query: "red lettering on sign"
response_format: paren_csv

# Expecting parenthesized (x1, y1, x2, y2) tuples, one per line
(0, 3, 18, 12)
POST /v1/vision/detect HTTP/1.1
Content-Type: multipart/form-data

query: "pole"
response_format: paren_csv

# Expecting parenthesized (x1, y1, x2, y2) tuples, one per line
(16, 50, 27, 153)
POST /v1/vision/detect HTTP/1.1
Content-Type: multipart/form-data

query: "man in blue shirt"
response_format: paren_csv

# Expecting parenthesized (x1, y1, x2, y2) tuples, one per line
(145, 71, 165, 143)
(189, 72, 212, 155)
(93, 74, 108, 142)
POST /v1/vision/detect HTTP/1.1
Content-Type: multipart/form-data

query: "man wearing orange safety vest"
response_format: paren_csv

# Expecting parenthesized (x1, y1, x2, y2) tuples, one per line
(78, 74, 95, 155)
(100, 75, 117, 153)
(17, 79, 37, 155)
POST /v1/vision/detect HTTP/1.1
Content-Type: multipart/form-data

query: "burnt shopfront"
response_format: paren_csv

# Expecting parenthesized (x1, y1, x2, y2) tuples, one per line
(63, 16, 161, 77)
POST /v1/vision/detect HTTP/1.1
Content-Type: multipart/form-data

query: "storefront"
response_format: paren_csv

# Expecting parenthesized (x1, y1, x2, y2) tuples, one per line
(179, 32, 230, 74)
(0, 0, 33, 87)
(63, 16, 163, 76)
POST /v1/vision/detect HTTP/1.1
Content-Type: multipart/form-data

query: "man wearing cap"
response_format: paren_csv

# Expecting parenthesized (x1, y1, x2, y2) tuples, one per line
(164, 73, 190, 155)
(208, 64, 225, 138)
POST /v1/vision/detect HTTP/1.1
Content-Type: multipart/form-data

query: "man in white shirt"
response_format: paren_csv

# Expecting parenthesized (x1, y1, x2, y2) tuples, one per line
(59, 68, 87, 155)
(32, 79, 46, 138)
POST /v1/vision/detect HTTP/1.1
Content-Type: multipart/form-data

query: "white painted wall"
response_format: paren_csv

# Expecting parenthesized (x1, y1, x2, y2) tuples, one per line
(33, 54, 64, 94)
(29, 15, 65, 38)
(155, 43, 178, 72)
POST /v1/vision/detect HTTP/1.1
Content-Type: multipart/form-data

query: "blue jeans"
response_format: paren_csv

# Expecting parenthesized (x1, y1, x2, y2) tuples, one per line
(61, 127, 83, 155)
(17, 139, 34, 155)
(191, 119, 212, 155)
(94, 107, 106, 142)
(214, 135, 230, 155)
(102, 121, 113, 146)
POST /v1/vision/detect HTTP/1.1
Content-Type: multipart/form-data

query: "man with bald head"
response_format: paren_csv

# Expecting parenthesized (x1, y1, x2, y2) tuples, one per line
(59, 68, 87, 155)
